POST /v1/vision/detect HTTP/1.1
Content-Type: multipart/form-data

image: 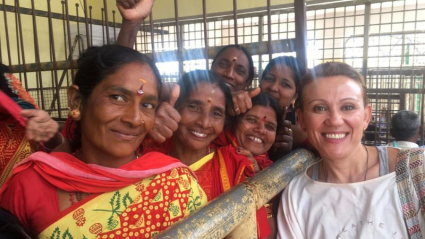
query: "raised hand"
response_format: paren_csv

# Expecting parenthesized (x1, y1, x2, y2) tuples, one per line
(148, 84, 181, 143)
(116, 0, 155, 47)
(231, 87, 261, 116)
(236, 146, 260, 173)
(269, 108, 293, 160)
(116, 0, 155, 21)
(20, 109, 59, 143)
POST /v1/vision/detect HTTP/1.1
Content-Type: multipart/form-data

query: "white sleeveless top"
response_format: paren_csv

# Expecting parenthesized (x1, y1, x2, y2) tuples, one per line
(277, 147, 412, 239)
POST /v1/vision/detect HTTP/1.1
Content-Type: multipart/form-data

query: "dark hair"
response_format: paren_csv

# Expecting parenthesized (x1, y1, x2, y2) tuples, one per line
(296, 62, 368, 110)
(211, 45, 255, 87)
(261, 56, 301, 89)
(69, 45, 162, 152)
(391, 110, 421, 141)
(0, 64, 17, 98)
(0, 209, 34, 239)
(175, 70, 234, 125)
(235, 93, 283, 131)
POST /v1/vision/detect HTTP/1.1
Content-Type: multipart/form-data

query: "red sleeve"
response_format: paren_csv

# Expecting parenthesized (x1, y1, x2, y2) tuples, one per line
(0, 168, 59, 234)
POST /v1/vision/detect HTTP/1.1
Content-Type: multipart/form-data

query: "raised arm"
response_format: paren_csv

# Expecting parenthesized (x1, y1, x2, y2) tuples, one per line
(116, 0, 155, 47)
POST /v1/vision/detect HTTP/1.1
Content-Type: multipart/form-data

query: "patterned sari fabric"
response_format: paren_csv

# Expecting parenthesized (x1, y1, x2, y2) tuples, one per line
(0, 151, 207, 238)
(0, 91, 36, 187)
(0, 114, 35, 187)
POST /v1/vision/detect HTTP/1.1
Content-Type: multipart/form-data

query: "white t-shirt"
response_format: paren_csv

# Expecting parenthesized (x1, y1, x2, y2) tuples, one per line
(277, 170, 411, 239)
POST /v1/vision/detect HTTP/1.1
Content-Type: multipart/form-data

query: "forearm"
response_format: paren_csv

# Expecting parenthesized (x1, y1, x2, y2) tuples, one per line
(116, 19, 143, 48)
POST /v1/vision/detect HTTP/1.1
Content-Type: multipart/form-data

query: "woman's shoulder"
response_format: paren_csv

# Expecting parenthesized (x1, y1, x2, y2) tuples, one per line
(2, 165, 54, 194)
(283, 171, 311, 196)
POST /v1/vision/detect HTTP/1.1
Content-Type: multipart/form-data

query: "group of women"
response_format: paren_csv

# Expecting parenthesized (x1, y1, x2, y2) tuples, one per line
(0, 0, 424, 238)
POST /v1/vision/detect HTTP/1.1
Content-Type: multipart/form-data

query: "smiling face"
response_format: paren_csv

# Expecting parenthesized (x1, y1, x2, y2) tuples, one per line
(297, 76, 371, 160)
(175, 82, 226, 152)
(235, 105, 277, 156)
(211, 48, 250, 92)
(79, 62, 158, 166)
(260, 63, 297, 109)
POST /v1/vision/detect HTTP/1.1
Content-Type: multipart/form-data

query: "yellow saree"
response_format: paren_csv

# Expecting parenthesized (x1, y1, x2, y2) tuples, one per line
(40, 167, 206, 238)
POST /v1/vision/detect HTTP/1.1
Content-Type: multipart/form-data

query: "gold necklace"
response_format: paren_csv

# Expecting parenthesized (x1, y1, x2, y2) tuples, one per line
(321, 145, 369, 182)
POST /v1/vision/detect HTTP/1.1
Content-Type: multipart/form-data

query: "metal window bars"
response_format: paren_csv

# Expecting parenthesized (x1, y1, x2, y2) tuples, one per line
(0, 0, 424, 145)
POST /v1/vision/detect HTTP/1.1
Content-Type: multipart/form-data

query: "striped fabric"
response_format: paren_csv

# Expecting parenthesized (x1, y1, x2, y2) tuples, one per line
(395, 148, 425, 239)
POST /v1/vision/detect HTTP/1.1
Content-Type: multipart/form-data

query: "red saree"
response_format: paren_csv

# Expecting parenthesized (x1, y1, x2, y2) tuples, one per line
(0, 151, 207, 238)
(0, 91, 36, 187)
(208, 130, 273, 239)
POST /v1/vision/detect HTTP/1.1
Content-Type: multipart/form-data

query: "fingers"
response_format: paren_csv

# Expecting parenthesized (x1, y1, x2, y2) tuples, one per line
(231, 90, 252, 116)
(235, 146, 252, 157)
(148, 102, 181, 143)
(282, 120, 292, 131)
(116, 0, 155, 21)
(230, 88, 261, 116)
(117, 0, 137, 9)
(20, 109, 37, 118)
(117, 0, 131, 8)
(236, 147, 260, 172)
(26, 121, 59, 142)
(22, 109, 59, 142)
(282, 107, 288, 122)
(247, 87, 261, 98)
(169, 84, 180, 107)
(276, 121, 292, 139)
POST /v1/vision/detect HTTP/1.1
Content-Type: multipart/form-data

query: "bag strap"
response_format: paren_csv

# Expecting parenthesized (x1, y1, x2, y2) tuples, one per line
(395, 148, 425, 238)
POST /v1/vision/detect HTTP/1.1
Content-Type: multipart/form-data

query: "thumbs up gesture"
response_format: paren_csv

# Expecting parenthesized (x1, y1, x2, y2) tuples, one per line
(269, 108, 293, 160)
(231, 88, 261, 116)
(148, 84, 181, 143)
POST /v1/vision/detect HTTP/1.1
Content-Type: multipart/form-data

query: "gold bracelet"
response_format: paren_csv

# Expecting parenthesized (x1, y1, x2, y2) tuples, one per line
(265, 203, 273, 218)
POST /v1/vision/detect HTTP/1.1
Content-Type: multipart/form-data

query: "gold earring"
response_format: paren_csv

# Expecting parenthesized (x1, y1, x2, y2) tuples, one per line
(69, 108, 81, 121)
(291, 101, 295, 109)
(141, 118, 145, 124)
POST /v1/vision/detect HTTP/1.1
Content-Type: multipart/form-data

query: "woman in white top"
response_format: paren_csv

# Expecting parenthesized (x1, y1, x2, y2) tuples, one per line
(277, 62, 425, 239)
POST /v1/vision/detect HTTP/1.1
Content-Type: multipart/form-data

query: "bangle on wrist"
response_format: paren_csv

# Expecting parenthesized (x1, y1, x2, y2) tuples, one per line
(43, 133, 64, 151)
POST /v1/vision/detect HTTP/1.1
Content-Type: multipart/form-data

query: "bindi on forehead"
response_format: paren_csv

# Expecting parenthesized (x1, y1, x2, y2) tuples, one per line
(137, 78, 147, 95)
